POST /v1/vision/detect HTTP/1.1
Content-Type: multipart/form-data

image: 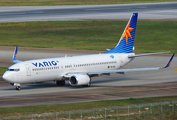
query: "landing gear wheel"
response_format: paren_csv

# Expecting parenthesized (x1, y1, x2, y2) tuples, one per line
(56, 80, 65, 86)
(16, 86, 21, 91)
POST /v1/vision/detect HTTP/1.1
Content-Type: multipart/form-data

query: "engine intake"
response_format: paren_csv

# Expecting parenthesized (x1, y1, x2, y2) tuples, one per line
(69, 74, 90, 86)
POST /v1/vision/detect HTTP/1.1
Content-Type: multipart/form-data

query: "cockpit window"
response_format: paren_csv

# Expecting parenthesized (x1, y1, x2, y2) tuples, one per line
(7, 69, 20, 72)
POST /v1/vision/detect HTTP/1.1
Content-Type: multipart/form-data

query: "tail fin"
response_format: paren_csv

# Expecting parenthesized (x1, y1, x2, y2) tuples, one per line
(12, 46, 21, 63)
(105, 13, 138, 54)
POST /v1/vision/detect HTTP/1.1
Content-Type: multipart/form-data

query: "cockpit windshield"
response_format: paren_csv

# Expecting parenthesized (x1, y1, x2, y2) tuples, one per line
(7, 69, 20, 72)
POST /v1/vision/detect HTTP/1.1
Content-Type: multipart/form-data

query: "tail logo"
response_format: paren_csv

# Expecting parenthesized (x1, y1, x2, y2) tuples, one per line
(15, 54, 18, 59)
(105, 13, 138, 54)
(120, 20, 134, 44)
(110, 55, 114, 59)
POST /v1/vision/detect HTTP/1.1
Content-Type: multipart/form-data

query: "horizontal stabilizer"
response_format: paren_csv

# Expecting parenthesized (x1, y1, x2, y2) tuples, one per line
(128, 51, 170, 58)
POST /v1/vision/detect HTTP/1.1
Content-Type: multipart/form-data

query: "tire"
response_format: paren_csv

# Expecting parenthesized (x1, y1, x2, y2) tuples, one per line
(56, 80, 65, 86)
(16, 86, 21, 91)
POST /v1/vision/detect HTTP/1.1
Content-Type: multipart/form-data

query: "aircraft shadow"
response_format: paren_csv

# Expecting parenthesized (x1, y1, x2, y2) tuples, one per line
(2, 76, 138, 90)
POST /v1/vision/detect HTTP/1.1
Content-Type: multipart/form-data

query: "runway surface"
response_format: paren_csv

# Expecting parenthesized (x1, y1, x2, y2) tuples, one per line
(0, 2, 177, 22)
(0, 47, 177, 108)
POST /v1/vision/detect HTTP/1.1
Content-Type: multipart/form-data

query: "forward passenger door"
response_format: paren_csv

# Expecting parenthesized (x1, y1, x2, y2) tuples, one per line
(25, 64, 31, 76)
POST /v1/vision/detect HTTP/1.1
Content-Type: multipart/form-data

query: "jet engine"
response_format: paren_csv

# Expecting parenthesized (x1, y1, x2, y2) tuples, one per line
(69, 74, 90, 86)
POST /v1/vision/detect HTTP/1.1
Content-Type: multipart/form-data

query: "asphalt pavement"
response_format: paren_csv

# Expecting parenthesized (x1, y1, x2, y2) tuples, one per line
(0, 2, 177, 22)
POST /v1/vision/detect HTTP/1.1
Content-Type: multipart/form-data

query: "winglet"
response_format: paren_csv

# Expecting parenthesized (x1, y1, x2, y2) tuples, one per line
(12, 46, 21, 63)
(164, 53, 175, 68)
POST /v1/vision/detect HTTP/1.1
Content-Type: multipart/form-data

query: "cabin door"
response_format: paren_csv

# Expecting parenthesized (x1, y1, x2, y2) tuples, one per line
(119, 56, 124, 67)
(25, 64, 31, 76)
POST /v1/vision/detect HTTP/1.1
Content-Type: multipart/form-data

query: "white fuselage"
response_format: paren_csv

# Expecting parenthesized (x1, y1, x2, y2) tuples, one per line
(3, 53, 134, 84)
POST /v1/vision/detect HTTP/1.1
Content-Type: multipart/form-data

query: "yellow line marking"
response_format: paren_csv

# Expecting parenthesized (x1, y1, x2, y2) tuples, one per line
(0, 60, 12, 63)
(145, 65, 177, 80)
(1, 86, 177, 102)
(137, 60, 177, 80)
(0, 81, 6, 83)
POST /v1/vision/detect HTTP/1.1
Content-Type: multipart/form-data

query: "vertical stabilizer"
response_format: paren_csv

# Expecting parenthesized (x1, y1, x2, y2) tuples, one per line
(105, 13, 138, 54)
(12, 46, 21, 63)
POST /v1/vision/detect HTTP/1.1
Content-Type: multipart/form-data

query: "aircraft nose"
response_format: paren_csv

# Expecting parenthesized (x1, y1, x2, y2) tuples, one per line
(2, 73, 8, 80)
(2, 72, 12, 82)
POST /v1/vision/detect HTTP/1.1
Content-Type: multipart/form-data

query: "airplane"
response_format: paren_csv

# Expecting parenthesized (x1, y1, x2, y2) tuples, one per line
(2, 13, 175, 90)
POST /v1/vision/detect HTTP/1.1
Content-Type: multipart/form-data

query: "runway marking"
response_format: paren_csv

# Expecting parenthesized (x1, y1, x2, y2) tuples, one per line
(145, 65, 177, 80)
(0, 81, 6, 83)
(0, 86, 177, 102)
(0, 60, 12, 63)
(138, 60, 177, 80)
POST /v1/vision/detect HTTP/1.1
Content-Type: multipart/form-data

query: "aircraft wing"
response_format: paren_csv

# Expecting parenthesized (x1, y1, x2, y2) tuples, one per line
(64, 53, 175, 77)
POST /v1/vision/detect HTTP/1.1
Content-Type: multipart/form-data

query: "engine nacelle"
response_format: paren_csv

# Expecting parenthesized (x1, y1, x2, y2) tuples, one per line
(69, 74, 90, 86)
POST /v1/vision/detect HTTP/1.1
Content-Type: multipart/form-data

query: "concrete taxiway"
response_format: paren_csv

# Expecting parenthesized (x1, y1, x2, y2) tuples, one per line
(0, 47, 176, 108)
(0, 2, 177, 22)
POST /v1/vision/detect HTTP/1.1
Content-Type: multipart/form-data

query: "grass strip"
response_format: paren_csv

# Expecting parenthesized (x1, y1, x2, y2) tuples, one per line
(0, 67, 7, 76)
(0, 0, 176, 6)
(123, 112, 177, 120)
(0, 21, 176, 53)
(1, 95, 177, 117)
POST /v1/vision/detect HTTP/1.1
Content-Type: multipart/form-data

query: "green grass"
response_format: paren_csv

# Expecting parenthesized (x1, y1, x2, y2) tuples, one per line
(1, 95, 177, 117)
(0, 0, 176, 6)
(0, 21, 176, 53)
(0, 67, 7, 76)
(123, 112, 177, 120)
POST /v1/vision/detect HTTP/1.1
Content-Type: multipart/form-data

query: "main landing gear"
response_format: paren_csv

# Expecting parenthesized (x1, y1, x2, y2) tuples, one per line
(56, 80, 65, 86)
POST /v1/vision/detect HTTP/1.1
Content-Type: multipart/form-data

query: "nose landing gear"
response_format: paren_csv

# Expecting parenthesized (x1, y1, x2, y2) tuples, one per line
(10, 83, 21, 91)
(16, 86, 21, 91)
